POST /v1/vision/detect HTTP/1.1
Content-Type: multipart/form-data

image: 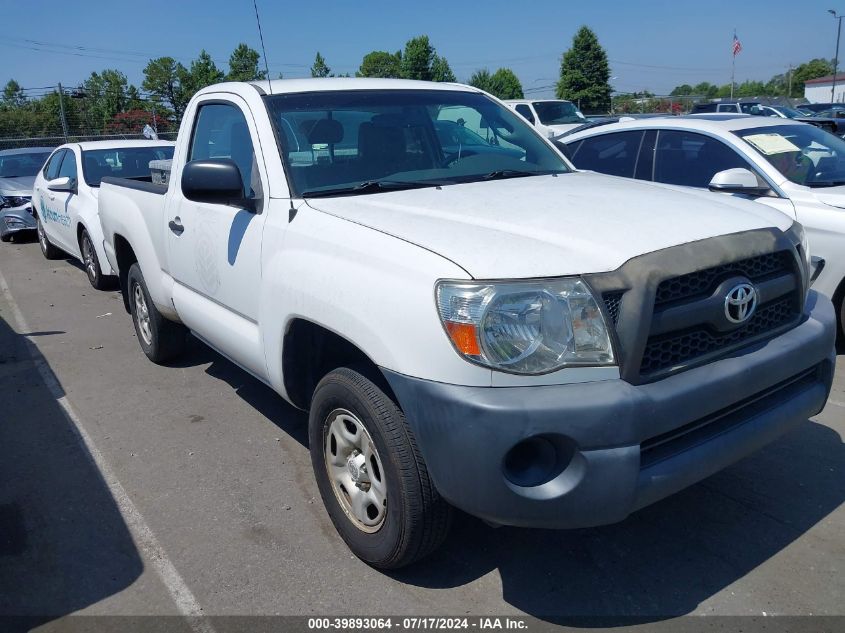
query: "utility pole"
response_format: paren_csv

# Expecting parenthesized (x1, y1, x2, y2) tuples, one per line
(57, 82, 69, 141)
(830, 10, 843, 103)
(787, 64, 794, 98)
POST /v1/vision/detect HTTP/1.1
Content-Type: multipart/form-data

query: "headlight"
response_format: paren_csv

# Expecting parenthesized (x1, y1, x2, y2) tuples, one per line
(436, 278, 615, 374)
(0, 195, 29, 208)
(0, 195, 7, 209)
(3, 216, 27, 229)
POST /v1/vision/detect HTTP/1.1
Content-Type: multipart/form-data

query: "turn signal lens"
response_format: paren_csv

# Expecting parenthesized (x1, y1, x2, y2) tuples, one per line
(445, 321, 481, 356)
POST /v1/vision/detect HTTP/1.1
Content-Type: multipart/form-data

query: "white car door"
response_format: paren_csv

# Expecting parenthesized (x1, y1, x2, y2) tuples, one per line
(39, 148, 81, 253)
(166, 96, 269, 377)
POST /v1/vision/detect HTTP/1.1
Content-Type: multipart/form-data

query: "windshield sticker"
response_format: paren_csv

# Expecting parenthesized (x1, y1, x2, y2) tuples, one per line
(744, 133, 801, 155)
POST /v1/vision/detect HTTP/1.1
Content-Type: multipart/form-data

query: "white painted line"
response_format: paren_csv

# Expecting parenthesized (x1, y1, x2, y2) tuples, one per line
(0, 269, 215, 633)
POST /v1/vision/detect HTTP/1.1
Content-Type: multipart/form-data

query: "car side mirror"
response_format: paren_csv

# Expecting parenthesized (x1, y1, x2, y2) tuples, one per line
(47, 176, 76, 193)
(181, 159, 255, 211)
(708, 168, 771, 196)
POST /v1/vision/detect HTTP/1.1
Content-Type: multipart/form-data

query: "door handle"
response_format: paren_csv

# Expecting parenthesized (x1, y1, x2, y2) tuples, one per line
(48, 193, 56, 201)
(168, 217, 184, 235)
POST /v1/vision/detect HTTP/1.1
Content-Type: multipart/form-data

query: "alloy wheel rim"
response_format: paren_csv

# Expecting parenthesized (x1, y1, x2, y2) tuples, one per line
(82, 235, 96, 280)
(132, 282, 153, 346)
(323, 408, 387, 533)
(38, 221, 47, 251)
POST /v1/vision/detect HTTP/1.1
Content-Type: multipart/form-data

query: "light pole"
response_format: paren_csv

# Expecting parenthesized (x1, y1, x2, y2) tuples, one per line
(830, 9, 843, 103)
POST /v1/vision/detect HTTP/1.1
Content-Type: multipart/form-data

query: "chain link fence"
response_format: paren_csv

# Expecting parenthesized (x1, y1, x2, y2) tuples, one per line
(0, 131, 178, 151)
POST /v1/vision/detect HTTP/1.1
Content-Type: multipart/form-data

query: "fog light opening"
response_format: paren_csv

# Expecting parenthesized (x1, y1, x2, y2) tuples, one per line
(503, 435, 575, 488)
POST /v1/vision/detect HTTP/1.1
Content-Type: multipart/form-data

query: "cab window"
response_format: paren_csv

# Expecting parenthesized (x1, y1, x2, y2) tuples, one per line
(570, 131, 644, 178)
(514, 104, 535, 124)
(189, 102, 261, 198)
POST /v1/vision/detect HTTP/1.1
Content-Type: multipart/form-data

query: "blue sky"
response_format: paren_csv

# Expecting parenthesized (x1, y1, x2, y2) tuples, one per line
(0, 0, 837, 98)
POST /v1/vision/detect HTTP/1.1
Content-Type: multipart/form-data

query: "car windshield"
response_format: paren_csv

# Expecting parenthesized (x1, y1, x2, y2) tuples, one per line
(0, 152, 51, 178)
(531, 101, 586, 125)
(81, 145, 174, 187)
(735, 124, 845, 187)
(772, 107, 805, 119)
(265, 89, 569, 197)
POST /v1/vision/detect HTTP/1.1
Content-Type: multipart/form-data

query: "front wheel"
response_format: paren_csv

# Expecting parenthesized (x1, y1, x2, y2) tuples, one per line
(127, 263, 186, 363)
(37, 217, 62, 259)
(80, 229, 114, 290)
(309, 367, 451, 569)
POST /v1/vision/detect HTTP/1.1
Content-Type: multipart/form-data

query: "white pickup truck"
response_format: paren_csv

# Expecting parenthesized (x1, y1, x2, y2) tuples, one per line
(99, 78, 837, 569)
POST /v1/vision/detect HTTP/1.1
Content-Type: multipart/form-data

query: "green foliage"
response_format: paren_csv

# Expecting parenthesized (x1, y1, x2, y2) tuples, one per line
(357, 51, 402, 78)
(401, 36, 435, 81)
(669, 84, 693, 96)
(791, 58, 834, 97)
(556, 26, 611, 112)
(467, 68, 523, 99)
(226, 43, 268, 82)
(142, 56, 189, 120)
(81, 69, 128, 129)
(311, 52, 331, 78)
(467, 69, 492, 91)
(2, 80, 26, 108)
(183, 50, 224, 94)
(430, 55, 456, 82)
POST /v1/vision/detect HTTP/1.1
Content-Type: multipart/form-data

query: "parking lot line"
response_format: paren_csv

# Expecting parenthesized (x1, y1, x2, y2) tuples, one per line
(0, 268, 216, 633)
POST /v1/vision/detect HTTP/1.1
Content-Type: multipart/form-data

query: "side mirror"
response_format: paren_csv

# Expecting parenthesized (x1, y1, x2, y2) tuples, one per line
(47, 176, 76, 193)
(181, 159, 253, 210)
(708, 168, 770, 196)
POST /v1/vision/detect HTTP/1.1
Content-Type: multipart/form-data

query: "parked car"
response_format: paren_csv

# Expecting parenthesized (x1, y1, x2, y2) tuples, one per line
(505, 98, 588, 137)
(564, 114, 845, 336)
(98, 79, 835, 569)
(799, 103, 845, 114)
(432, 119, 524, 160)
(0, 147, 54, 242)
(33, 140, 174, 288)
(691, 102, 761, 114)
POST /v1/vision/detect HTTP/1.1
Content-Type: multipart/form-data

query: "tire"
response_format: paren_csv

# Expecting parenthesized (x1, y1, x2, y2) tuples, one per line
(0, 233, 11, 243)
(127, 263, 186, 363)
(37, 217, 62, 260)
(309, 366, 451, 569)
(80, 228, 114, 290)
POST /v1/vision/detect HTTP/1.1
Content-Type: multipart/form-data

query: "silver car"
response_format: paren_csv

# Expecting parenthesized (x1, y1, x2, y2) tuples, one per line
(0, 147, 54, 242)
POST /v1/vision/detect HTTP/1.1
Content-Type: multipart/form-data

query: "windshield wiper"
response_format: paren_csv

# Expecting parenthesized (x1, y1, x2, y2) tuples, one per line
(482, 169, 550, 181)
(807, 180, 845, 188)
(301, 179, 447, 198)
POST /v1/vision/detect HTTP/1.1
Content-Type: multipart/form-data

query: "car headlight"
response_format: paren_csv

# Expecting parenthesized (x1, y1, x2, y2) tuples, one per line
(3, 216, 27, 229)
(0, 195, 30, 208)
(436, 278, 615, 374)
(0, 195, 7, 209)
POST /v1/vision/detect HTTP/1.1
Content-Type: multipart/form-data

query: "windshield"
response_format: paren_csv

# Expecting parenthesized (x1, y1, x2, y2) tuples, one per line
(736, 124, 845, 187)
(532, 101, 586, 125)
(772, 107, 805, 119)
(81, 146, 174, 187)
(265, 89, 569, 197)
(0, 152, 51, 178)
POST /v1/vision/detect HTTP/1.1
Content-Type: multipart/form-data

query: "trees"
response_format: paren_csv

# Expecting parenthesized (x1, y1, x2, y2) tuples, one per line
(401, 36, 435, 81)
(142, 57, 189, 120)
(791, 58, 834, 97)
(468, 68, 524, 99)
(226, 43, 267, 82)
(184, 50, 224, 95)
(81, 69, 129, 129)
(556, 26, 611, 112)
(311, 52, 331, 78)
(669, 84, 694, 96)
(357, 51, 402, 78)
(430, 55, 456, 82)
(2, 80, 26, 108)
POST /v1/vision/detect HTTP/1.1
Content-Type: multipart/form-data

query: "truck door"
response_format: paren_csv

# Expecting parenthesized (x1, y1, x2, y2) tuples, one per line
(166, 96, 269, 378)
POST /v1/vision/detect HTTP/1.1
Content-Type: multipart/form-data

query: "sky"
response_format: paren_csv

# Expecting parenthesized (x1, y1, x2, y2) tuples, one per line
(0, 0, 838, 99)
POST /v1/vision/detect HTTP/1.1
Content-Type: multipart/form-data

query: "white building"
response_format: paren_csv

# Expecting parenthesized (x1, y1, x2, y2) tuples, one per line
(804, 73, 845, 104)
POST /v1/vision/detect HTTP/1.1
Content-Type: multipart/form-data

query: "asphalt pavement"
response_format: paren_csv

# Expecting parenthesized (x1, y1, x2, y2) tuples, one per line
(0, 235, 843, 631)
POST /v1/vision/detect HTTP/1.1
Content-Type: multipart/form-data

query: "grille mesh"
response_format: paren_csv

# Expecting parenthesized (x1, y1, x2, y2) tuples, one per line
(640, 297, 797, 375)
(654, 251, 791, 307)
(603, 291, 624, 324)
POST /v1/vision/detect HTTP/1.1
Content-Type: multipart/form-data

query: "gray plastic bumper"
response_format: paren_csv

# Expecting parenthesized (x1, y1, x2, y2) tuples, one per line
(383, 290, 837, 529)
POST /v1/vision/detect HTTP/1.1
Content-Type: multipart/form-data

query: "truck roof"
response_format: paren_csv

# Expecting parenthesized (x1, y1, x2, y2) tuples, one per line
(235, 78, 480, 96)
(65, 139, 176, 152)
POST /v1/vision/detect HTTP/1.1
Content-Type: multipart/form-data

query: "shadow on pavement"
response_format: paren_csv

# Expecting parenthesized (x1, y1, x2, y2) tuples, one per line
(0, 312, 143, 630)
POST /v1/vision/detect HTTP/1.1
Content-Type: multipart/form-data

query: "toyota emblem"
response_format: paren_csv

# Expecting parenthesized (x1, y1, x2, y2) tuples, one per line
(724, 283, 758, 324)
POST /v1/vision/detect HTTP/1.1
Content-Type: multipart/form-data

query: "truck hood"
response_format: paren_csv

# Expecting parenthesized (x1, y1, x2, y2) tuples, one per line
(305, 171, 793, 279)
(809, 185, 845, 210)
(0, 175, 36, 196)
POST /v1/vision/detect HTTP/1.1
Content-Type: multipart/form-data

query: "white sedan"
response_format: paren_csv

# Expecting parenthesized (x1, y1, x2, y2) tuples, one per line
(33, 140, 174, 289)
(563, 114, 845, 337)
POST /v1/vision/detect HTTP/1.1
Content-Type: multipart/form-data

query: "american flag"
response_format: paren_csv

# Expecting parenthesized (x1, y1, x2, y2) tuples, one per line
(732, 33, 743, 57)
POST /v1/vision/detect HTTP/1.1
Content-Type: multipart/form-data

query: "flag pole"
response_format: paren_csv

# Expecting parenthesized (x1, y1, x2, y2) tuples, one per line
(730, 29, 736, 100)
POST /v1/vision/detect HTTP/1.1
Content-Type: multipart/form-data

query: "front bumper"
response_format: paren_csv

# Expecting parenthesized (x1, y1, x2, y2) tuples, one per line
(0, 206, 37, 238)
(384, 290, 837, 529)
